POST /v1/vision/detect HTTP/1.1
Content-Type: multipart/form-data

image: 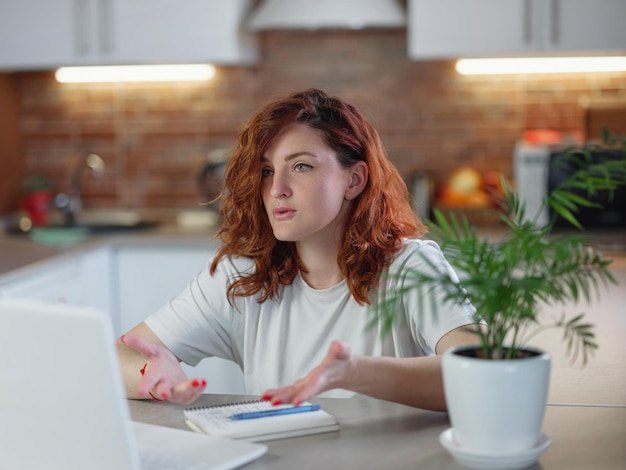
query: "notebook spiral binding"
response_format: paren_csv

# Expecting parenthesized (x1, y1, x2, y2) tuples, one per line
(185, 399, 264, 412)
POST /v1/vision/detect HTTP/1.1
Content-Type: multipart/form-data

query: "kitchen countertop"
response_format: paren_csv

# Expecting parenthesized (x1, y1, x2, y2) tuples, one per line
(2, 219, 625, 276)
(0, 223, 220, 277)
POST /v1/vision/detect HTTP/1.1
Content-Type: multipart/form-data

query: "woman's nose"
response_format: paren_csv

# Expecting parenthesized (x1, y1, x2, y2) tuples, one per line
(270, 171, 292, 198)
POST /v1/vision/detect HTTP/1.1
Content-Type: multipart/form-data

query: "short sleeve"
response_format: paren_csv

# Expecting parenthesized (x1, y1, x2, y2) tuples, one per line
(144, 256, 253, 367)
(385, 239, 476, 352)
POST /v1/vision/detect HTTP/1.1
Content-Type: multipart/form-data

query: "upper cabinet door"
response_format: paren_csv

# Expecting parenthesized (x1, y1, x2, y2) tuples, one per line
(0, 0, 78, 69)
(0, 0, 257, 70)
(546, 0, 626, 53)
(408, 0, 626, 60)
(408, 0, 537, 60)
(108, 0, 258, 65)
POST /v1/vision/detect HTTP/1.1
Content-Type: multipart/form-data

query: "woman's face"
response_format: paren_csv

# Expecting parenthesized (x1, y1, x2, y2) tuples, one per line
(260, 123, 364, 246)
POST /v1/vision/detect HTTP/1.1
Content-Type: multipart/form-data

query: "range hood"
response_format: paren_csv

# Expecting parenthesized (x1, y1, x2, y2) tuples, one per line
(245, 0, 406, 31)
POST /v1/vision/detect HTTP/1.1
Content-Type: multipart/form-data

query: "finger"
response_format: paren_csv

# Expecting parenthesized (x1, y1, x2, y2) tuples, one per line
(291, 381, 319, 406)
(137, 360, 178, 398)
(190, 377, 208, 389)
(137, 370, 162, 397)
(269, 384, 303, 405)
(261, 388, 278, 401)
(259, 387, 284, 404)
(120, 334, 160, 357)
(167, 379, 208, 405)
(149, 379, 179, 402)
(329, 340, 351, 360)
(269, 387, 306, 406)
(263, 374, 320, 404)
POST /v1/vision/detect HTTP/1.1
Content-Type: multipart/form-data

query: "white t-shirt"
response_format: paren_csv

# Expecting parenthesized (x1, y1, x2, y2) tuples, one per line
(145, 239, 475, 396)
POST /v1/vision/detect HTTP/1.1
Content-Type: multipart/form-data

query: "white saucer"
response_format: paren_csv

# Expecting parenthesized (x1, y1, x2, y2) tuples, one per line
(439, 428, 552, 469)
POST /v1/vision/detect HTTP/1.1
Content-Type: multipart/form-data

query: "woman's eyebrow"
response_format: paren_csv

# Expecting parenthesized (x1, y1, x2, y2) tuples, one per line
(261, 152, 319, 163)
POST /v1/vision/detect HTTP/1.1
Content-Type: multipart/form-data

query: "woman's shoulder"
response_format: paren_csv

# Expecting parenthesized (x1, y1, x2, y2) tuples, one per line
(395, 238, 444, 260)
(388, 238, 448, 273)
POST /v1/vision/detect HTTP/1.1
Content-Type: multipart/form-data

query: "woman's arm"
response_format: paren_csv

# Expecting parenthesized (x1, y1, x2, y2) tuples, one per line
(116, 322, 207, 404)
(262, 325, 479, 411)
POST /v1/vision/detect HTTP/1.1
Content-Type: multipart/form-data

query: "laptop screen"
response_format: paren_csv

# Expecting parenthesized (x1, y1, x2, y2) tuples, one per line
(0, 298, 266, 470)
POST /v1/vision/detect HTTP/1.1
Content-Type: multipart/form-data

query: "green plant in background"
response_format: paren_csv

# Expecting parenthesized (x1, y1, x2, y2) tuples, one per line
(374, 130, 626, 364)
(21, 175, 54, 194)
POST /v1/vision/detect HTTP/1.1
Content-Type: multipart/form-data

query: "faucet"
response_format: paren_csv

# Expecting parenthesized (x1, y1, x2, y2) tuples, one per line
(54, 153, 105, 226)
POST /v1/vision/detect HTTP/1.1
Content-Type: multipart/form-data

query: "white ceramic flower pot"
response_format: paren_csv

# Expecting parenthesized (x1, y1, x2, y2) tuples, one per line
(442, 344, 551, 454)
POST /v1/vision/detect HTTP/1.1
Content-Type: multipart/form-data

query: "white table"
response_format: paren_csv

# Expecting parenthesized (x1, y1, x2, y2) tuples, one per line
(128, 265, 626, 468)
(129, 395, 626, 469)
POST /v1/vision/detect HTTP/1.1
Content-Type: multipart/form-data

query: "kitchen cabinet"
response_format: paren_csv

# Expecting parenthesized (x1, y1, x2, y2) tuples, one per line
(115, 244, 216, 334)
(408, 0, 626, 60)
(0, 1, 76, 70)
(0, 258, 84, 304)
(115, 244, 246, 394)
(0, 239, 246, 394)
(547, 0, 626, 53)
(0, 0, 257, 70)
(0, 245, 114, 319)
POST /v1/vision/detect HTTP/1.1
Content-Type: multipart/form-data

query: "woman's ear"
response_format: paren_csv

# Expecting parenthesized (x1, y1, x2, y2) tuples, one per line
(345, 161, 368, 201)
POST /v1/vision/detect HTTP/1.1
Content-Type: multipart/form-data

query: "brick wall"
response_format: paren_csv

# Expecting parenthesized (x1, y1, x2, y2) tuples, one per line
(11, 30, 626, 211)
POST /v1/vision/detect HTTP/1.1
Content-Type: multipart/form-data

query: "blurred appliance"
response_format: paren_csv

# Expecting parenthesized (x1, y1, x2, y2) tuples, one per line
(514, 142, 552, 227)
(514, 142, 626, 229)
(246, 0, 405, 31)
(409, 173, 433, 221)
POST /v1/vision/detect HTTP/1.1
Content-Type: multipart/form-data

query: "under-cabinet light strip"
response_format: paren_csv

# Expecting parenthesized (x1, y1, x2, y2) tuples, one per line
(55, 64, 216, 83)
(456, 56, 626, 75)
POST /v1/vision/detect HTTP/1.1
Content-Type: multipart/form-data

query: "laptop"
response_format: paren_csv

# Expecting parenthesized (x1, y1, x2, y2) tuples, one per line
(0, 298, 267, 470)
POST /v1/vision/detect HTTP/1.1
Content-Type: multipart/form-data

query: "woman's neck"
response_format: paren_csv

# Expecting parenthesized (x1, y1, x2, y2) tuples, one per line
(300, 268, 343, 290)
(296, 240, 344, 290)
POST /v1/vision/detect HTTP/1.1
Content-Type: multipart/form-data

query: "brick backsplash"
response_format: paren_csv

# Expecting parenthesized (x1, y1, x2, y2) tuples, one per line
(11, 30, 626, 211)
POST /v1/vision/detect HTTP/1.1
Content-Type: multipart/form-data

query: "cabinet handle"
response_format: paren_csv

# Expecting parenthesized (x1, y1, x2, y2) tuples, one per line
(98, 0, 114, 56)
(550, 0, 560, 44)
(523, 0, 532, 44)
(74, 0, 90, 56)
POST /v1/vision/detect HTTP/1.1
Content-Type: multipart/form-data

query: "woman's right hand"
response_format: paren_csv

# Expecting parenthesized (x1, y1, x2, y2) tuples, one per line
(261, 340, 354, 406)
(120, 333, 207, 405)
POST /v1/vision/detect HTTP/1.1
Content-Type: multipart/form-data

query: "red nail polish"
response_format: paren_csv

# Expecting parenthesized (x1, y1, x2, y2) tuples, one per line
(192, 379, 200, 387)
(201, 379, 207, 386)
(272, 400, 283, 406)
(261, 394, 271, 401)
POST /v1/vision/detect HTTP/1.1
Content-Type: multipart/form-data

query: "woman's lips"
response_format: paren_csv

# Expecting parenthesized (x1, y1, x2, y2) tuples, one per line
(272, 206, 296, 220)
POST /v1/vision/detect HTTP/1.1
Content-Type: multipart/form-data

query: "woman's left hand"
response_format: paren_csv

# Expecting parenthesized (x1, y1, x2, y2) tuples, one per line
(261, 340, 353, 405)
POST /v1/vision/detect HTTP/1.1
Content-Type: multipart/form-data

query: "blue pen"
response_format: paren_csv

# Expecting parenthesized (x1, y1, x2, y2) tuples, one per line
(229, 404, 321, 421)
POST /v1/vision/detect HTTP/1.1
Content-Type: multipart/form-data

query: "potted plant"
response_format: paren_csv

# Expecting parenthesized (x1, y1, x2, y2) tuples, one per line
(374, 131, 626, 468)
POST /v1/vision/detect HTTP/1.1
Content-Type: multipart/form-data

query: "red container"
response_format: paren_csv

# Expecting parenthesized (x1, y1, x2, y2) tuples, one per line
(22, 190, 52, 226)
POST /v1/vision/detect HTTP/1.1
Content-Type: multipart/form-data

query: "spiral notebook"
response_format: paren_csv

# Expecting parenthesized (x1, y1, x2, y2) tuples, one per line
(184, 400, 339, 442)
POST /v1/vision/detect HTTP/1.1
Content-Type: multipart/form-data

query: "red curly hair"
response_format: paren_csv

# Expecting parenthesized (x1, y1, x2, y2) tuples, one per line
(211, 89, 426, 305)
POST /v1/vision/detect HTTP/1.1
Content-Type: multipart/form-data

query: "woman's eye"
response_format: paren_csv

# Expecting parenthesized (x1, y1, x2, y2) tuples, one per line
(294, 162, 312, 172)
(261, 168, 273, 178)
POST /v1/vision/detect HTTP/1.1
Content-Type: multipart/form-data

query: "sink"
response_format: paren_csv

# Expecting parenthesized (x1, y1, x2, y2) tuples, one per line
(25, 222, 159, 246)
(62, 221, 159, 234)
(5, 210, 160, 246)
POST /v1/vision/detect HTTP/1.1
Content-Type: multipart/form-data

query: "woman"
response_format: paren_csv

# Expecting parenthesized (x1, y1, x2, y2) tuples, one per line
(118, 89, 477, 410)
